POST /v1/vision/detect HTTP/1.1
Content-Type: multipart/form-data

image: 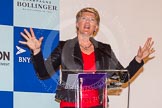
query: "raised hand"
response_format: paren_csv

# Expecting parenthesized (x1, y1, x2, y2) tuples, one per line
(19, 28, 43, 55)
(135, 37, 155, 63)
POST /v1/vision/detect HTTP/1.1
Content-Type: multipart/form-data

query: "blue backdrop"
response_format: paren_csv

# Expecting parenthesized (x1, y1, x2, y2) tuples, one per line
(0, 0, 60, 108)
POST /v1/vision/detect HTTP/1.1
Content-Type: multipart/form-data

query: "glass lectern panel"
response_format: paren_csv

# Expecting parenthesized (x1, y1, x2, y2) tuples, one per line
(77, 73, 108, 108)
(63, 69, 128, 108)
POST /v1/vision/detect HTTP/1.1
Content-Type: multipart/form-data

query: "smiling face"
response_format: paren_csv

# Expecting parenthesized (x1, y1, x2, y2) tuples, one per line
(76, 12, 99, 36)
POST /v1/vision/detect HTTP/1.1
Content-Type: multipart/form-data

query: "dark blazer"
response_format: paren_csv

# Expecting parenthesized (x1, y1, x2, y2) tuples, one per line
(32, 37, 144, 102)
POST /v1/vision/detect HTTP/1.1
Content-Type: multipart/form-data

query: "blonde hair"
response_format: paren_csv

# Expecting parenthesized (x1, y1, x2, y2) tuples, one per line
(76, 7, 100, 25)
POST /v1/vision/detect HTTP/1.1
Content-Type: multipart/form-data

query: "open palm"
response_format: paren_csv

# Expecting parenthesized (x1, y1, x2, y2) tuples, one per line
(136, 37, 155, 62)
(19, 28, 43, 55)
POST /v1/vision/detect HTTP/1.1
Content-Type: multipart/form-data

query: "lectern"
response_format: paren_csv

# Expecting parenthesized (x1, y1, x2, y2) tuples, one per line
(64, 70, 128, 108)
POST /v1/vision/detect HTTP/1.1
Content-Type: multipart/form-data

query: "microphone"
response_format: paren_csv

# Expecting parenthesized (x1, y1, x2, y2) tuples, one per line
(89, 37, 111, 57)
(89, 37, 128, 78)
(89, 37, 98, 48)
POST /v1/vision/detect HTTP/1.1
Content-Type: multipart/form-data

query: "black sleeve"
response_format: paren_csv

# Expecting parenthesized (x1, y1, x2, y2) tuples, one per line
(31, 42, 63, 80)
(123, 57, 144, 83)
(108, 45, 144, 83)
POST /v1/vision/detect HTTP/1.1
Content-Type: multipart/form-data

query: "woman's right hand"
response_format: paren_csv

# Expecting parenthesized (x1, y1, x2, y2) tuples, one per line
(19, 28, 43, 55)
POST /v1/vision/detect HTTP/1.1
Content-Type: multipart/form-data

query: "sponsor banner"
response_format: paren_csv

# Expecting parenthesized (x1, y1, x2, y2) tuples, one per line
(0, 0, 13, 26)
(14, 0, 59, 30)
(14, 26, 60, 93)
(0, 0, 60, 108)
(0, 25, 13, 91)
(0, 91, 13, 108)
(14, 92, 59, 108)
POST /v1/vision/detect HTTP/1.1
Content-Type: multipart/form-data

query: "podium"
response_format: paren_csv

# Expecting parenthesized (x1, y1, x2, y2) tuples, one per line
(63, 70, 129, 108)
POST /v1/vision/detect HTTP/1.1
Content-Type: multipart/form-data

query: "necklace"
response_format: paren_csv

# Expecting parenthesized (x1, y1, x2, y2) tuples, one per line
(80, 43, 92, 50)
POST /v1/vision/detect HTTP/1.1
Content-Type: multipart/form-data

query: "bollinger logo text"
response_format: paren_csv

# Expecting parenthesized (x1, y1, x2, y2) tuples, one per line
(17, 0, 57, 12)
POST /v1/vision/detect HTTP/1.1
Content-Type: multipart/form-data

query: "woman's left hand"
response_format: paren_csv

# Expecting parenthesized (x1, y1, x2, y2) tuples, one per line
(135, 37, 155, 63)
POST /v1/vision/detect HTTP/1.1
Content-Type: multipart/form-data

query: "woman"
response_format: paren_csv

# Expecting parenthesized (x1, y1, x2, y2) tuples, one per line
(19, 7, 154, 108)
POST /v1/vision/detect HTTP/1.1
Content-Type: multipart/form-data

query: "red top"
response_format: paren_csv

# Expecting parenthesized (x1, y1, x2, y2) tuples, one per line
(60, 52, 100, 108)
(82, 51, 96, 71)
